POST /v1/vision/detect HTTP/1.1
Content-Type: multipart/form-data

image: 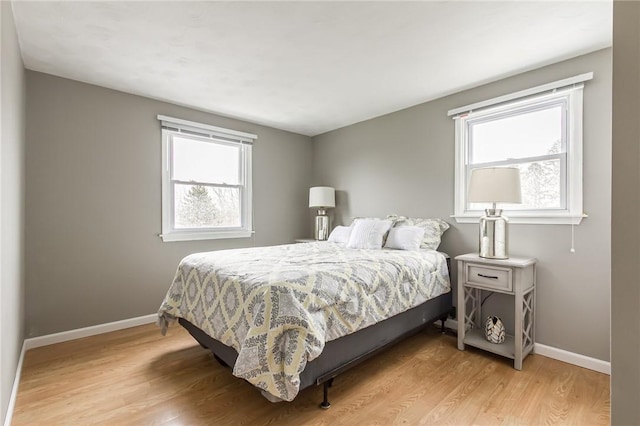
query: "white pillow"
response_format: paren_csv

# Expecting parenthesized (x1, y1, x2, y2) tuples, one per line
(347, 219, 393, 250)
(327, 226, 352, 243)
(384, 226, 425, 251)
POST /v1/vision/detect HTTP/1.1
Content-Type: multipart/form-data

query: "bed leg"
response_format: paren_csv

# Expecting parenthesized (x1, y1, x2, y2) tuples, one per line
(440, 316, 447, 334)
(320, 380, 332, 409)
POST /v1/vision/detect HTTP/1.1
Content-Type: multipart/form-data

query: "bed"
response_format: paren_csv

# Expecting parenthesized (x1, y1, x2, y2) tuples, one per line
(157, 240, 452, 408)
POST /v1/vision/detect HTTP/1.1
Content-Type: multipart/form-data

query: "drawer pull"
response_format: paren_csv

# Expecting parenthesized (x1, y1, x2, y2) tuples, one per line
(478, 273, 499, 279)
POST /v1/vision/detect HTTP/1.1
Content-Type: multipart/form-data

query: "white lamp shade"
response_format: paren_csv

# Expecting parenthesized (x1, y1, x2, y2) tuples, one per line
(309, 186, 335, 208)
(468, 167, 522, 203)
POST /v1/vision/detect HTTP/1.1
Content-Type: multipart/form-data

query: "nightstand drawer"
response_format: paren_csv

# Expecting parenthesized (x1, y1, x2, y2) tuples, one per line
(465, 263, 513, 292)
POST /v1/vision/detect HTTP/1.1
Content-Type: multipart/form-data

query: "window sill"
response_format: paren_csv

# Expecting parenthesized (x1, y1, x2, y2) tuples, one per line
(452, 213, 587, 225)
(160, 229, 253, 242)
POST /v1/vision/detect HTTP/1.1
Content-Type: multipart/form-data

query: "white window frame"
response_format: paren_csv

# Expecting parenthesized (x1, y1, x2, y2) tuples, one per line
(450, 73, 592, 225)
(158, 115, 256, 242)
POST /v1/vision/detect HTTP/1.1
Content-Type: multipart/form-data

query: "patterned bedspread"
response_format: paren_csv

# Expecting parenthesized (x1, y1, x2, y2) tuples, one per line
(157, 242, 450, 401)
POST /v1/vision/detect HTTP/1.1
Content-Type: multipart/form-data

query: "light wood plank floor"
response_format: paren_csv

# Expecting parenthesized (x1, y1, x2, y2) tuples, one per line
(12, 324, 610, 425)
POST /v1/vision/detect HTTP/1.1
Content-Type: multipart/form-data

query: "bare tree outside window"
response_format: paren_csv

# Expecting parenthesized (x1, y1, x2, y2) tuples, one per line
(518, 140, 562, 209)
(175, 184, 240, 228)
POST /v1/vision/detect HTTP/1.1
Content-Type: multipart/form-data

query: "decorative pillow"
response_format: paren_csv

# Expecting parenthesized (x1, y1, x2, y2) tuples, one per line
(347, 219, 393, 250)
(384, 226, 425, 251)
(327, 226, 352, 244)
(350, 215, 398, 245)
(393, 217, 450, 250)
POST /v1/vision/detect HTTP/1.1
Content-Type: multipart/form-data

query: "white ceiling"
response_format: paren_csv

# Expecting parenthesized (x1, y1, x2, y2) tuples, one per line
(11, 1, 612, 136)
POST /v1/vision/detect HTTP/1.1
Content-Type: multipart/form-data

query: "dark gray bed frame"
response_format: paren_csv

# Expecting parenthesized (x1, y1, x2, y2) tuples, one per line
(178, 260, 453, 409)
(179, 291, 451, 408)
(178, 286, 452, 409)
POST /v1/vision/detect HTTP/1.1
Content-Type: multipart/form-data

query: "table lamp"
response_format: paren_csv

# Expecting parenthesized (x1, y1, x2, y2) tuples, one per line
(468, 167, 522, 259)
(309, 187, 335, 240)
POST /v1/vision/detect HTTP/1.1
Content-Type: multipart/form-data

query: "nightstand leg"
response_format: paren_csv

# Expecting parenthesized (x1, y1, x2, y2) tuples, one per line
(457, 261, 466, 350)
(514, 270, 524, 370)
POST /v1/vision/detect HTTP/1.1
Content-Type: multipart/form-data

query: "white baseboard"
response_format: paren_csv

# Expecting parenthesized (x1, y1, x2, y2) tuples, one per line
(534, 343, 610, 375)
(3, 342, 26, 426)
(441, 318, 610, 375)
(443, 318, 472, 331)
(24, 313, 158, 350)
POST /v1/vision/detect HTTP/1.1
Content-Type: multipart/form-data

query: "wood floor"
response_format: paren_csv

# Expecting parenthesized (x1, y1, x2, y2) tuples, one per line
(12, 323, 610, 425)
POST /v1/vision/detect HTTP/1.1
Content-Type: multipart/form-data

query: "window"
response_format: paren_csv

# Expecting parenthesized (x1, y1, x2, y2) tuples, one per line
(451, 73, 591, 225)
(158, 115, 256, 242)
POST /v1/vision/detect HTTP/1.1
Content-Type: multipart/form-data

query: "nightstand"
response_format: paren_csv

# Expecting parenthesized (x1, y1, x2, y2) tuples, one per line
(295, 238, 317, 243)
(456, 253, 536, 370)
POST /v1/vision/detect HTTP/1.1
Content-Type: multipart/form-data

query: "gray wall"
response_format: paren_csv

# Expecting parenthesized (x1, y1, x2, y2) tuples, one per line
(611, 1, 640, 423)
(0, 2, 26, 422)
(25, 72, 312, 337)
(312, 48, 612, 362)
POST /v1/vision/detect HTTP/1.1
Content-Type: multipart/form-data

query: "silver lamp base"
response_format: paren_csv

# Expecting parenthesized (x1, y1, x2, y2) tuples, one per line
(479, 209, 509, 259)
(315, 208, 330, 241)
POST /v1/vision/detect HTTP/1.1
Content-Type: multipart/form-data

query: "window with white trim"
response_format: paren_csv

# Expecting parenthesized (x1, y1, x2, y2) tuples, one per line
(158, 115, 255, 242)
(451, 74, 591, 225)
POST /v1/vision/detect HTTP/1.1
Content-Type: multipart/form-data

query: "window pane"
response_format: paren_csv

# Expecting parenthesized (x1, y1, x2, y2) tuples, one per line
(174, 184, 241, 229)
(468, 159, 562, 211)
(518, 159, 562, 209)
(172, 135, 240, 185)
(470, 105, 563, 164)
